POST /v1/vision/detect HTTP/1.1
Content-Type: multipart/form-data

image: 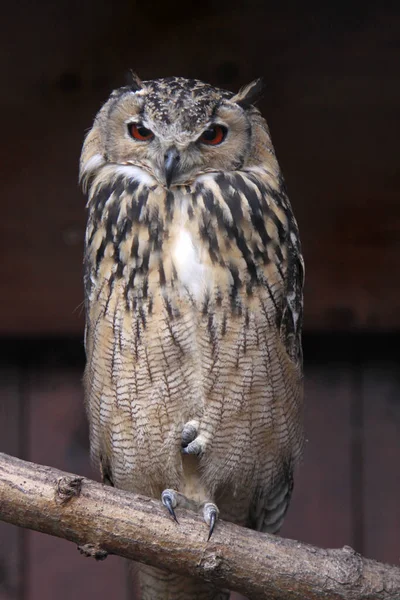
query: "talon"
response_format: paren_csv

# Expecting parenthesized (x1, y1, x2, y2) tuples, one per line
(182, 436, 204, 456)
(203, 502, 219, 541)
(181, 420, 199, 448)
(161, 489, 179, 523)
(207, 510, 217, 541)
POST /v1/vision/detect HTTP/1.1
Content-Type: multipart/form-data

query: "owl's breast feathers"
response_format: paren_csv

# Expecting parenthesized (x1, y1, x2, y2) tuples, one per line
(84, 165, 304, 499)
(85, 166, 303, 356)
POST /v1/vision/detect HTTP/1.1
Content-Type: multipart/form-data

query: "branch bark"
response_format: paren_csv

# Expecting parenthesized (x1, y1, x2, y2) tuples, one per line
(0, 452, 398, 599)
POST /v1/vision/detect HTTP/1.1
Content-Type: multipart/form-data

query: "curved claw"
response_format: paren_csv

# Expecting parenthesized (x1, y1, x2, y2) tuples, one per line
(207, 509, 217, 541)
(181, 437, 204, 456)
(161, 489, 179, 523)
(165, 497, 179, 523)
(203, 502, 219, 541)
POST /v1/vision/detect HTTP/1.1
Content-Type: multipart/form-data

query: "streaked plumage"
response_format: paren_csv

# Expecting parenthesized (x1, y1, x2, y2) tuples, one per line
(80, 75, 304, 600)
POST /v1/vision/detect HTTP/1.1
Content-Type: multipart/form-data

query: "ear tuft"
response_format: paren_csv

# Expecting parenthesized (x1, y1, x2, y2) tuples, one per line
(129, 71, 144, 92)
(231, 78, 264, 108)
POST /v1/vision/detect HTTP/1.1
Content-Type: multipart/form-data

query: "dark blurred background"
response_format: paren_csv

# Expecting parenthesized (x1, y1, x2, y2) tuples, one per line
(1, 1, 399, 599)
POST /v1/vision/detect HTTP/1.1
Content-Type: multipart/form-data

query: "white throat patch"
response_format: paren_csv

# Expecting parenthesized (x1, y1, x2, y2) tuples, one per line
(172, 228, 208, 301)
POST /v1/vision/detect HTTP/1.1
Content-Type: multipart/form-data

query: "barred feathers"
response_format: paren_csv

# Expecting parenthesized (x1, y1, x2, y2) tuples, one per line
(83, 164, 303, 512)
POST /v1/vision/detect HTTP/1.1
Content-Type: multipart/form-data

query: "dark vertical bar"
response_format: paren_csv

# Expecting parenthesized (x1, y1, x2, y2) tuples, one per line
(362, 360, 400, 564)
(0, 367, 24, 600)
(282, 360, 353, 548)
(19, 370, 29, 600)
(126, 563, 143, 600)
(349, 361, 364, 555)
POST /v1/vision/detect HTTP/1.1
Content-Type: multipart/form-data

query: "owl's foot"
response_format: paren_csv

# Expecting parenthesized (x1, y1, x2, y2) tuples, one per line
(181, 421, 207, 456)
(181, 420, 199, 448)
(161, 489, 219, 540)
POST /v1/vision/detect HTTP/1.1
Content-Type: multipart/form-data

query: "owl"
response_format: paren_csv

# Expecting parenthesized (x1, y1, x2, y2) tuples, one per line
(80, 75, 304, 600)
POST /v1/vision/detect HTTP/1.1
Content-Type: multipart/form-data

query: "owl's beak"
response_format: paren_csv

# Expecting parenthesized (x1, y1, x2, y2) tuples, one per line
(164, 147, 181, 188)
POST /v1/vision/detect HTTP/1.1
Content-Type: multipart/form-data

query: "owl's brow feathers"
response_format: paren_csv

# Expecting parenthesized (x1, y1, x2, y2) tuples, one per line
(108, 76, 263, 130)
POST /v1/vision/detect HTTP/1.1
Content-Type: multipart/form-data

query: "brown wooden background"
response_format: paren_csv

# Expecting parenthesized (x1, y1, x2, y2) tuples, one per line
(1, 1, 400, 598)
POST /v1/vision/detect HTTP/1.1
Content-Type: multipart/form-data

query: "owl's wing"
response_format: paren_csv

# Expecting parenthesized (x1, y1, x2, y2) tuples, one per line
(247, 171, 304, 534)
(279, 212, 304, 368)
(200, 169, 304, 362)
(198, 170, 304, 534)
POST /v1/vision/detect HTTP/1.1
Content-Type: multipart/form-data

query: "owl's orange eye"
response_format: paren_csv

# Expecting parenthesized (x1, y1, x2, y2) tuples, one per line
(129, 123, 154, 141)
(199, 125, 227, 145)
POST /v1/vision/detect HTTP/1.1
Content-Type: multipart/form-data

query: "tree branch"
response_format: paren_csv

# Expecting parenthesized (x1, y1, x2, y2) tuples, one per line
(0, 452, 398, 599)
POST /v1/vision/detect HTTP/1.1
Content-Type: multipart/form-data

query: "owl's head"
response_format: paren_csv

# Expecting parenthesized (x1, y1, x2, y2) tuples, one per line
(81, 75, 276, 190)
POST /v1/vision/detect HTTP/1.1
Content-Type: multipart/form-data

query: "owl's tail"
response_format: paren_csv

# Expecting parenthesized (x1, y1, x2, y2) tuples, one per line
(137, 563, 230, 600)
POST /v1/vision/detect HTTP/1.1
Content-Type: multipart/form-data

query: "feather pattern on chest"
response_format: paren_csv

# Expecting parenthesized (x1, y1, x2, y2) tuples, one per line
(84, 162, 303, 499)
